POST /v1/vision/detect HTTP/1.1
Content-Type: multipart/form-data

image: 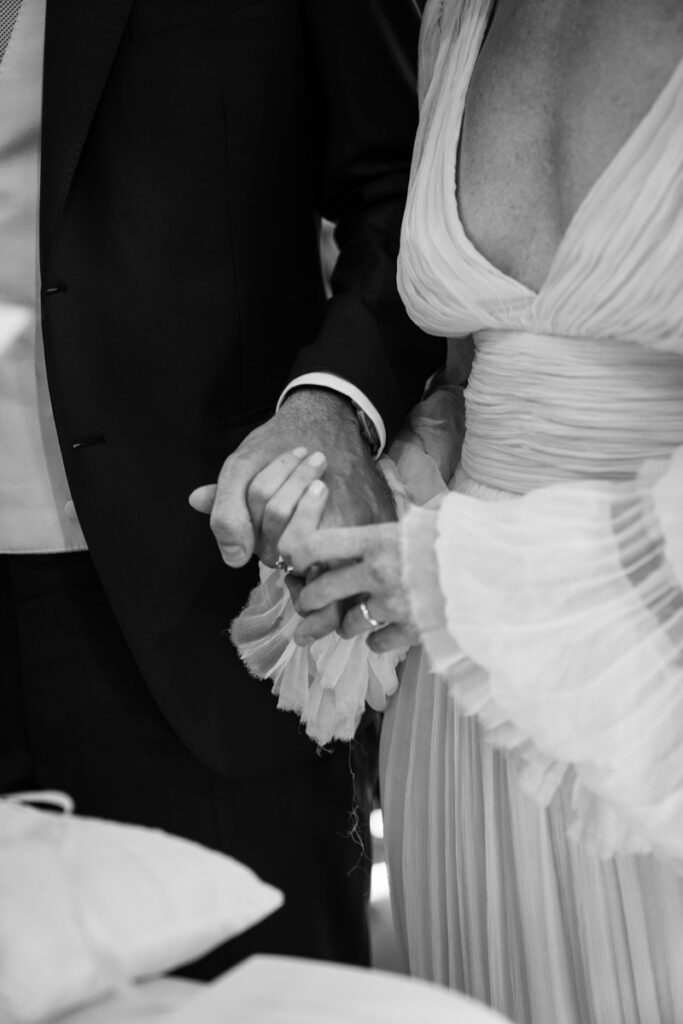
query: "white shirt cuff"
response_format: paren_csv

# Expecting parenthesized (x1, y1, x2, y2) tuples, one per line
(278, 373, 387, 456)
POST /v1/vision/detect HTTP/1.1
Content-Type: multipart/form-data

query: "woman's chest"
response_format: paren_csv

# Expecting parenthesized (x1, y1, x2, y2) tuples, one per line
(456, 0, 683, 292)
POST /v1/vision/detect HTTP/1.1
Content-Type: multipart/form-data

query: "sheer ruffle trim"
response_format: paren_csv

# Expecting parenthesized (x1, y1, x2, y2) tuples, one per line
(403, 450, 683, 861)
(231, 386, 466, 747)
(230, 564, 403, 747)
(653, 447, 683, 584)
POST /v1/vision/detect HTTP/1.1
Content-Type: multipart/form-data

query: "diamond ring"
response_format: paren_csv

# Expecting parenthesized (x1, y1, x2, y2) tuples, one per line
(275, 554, 295, 574)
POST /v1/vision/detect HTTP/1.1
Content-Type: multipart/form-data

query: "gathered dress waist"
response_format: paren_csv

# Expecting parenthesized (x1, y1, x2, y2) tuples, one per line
(458, 329, 683, 494)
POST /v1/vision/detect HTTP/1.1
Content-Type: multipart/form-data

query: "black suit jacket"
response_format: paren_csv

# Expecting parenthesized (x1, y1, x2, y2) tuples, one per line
(39, 0, 444, 778)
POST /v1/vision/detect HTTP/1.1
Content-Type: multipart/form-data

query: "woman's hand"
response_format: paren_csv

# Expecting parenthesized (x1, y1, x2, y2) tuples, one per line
(280, 521, 420, 652)
(188, 389, 395, 568)
(199, 445, 331, 567)
(246, 453, 418, 653)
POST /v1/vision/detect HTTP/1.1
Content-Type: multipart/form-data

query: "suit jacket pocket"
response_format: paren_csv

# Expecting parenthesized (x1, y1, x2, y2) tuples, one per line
(131, 0, 268, 39)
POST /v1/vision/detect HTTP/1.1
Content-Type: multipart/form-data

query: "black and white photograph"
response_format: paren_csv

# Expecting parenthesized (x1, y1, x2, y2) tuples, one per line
(1, 1, 682, 1022)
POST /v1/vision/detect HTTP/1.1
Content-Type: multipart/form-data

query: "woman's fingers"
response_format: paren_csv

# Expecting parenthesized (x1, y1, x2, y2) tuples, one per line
(296, 561, 369, 614)
(246, 446, 317, 526)
(294, 601, 346, 646)
(367, 623, 418, 653)
(246, 446, 308, 528)
(338, 598, 389, 639)
(249, 450, 327, 564)
(261, 452, 327, 540)
(287, 524, 374, 575)
(284, 572, 305, 608)
(277, 478, 329, 570)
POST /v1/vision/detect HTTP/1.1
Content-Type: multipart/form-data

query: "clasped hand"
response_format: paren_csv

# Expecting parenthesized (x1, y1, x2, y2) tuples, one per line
(188, 389, 418, 650)
(281, 511, 420, 654)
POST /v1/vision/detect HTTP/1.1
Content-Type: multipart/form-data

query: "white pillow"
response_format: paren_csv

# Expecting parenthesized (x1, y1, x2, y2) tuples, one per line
(0, 794, 283, 1024)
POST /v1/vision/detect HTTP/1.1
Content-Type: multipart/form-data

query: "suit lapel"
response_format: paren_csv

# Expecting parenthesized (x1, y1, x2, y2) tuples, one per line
(40, 0, 135, 267)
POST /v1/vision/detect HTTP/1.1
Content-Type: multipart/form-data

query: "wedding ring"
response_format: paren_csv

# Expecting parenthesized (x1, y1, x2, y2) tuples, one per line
(358, 600, 386, 631)
(275, 554, 295, 574)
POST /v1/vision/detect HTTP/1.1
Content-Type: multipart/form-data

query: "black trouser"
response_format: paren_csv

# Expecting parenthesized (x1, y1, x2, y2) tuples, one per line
(0, 552, 373, 976)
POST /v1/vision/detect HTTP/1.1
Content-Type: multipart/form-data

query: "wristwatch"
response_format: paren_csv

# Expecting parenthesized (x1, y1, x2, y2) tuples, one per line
(353, 403, 381, 458)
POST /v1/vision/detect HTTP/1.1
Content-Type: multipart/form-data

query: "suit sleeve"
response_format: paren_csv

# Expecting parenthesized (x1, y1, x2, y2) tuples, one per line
(288, 0, 446, 441)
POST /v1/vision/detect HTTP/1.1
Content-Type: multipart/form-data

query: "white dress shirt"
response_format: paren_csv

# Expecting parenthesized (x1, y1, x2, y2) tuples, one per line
(0, 0, 86, 552)
(0, 0, 384, 555)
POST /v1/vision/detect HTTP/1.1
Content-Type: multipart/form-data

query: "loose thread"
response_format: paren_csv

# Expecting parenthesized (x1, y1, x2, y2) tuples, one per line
(342, 740, 372, 880)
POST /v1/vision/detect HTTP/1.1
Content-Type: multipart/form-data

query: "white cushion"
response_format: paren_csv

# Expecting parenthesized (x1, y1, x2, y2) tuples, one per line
(161, 955, 513, 1023)
(0, 796, 283, 1024)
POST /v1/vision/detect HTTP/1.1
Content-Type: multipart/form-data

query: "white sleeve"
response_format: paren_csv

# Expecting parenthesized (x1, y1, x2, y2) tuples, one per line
(402, 446, 683, 861)
(278, 374, 386, 455)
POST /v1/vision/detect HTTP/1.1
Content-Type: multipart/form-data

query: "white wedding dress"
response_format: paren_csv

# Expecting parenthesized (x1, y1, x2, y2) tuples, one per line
(380, 2, 683, 1022)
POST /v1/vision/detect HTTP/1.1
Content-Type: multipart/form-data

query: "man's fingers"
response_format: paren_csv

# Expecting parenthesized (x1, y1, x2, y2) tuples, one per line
(188, 484, 217, 515)
(210, 451, 261, 566)
(293, 601, 343, 645)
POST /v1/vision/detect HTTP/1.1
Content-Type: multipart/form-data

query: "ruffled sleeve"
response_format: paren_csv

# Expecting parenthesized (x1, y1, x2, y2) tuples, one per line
(402, 446, 683, 860)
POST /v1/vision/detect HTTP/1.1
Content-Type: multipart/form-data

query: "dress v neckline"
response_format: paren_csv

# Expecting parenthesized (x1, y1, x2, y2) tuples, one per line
(446, 0, 683, 301)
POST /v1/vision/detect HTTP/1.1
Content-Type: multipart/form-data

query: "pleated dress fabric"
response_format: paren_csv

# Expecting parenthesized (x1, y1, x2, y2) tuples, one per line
(381, 2, 683, 1022)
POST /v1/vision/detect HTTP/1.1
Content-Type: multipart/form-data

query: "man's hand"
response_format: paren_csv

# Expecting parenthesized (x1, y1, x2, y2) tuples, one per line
(188, 388, 396, 570)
